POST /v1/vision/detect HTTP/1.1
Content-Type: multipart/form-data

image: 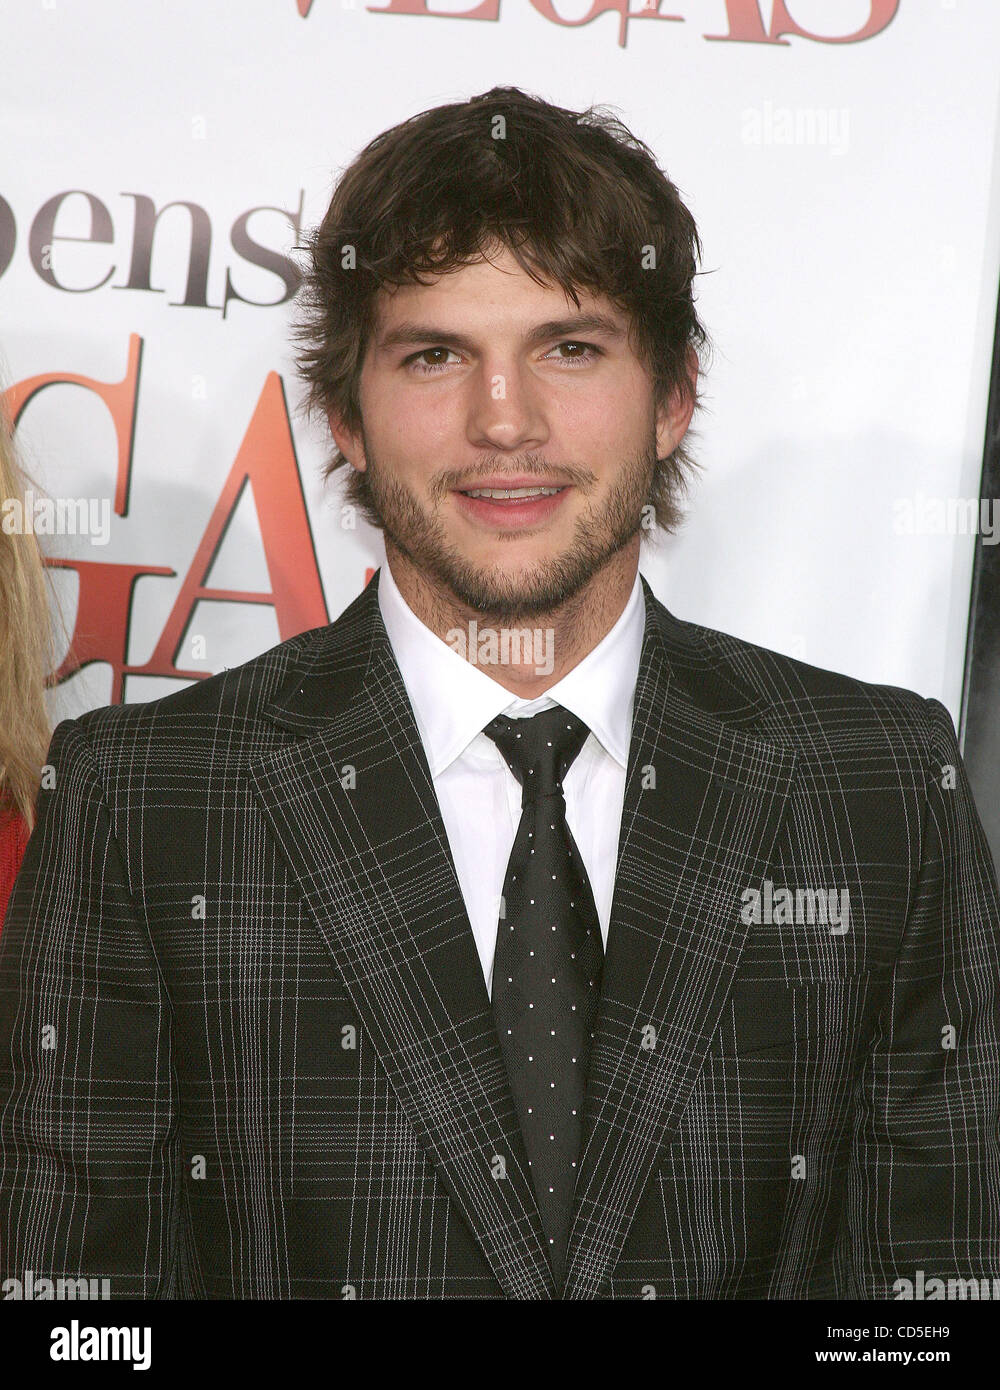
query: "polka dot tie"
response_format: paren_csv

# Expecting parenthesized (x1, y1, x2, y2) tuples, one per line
(484, 705, 604, 1286)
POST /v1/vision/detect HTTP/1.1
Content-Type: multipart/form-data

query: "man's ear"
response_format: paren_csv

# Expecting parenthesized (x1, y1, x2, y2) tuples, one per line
(326, 410, 367, 472)
(654, 346, 698, 459)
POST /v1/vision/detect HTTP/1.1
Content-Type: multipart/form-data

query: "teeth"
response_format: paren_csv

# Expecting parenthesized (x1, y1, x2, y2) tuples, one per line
(464, 486, 563, 499)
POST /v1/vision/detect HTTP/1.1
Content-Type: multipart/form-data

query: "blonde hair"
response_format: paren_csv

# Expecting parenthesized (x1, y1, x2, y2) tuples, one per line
(0, 401, 56, 832)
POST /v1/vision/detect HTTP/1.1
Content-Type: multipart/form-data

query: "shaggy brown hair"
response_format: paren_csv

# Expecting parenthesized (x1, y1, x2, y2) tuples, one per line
(295, 86, 709, 533)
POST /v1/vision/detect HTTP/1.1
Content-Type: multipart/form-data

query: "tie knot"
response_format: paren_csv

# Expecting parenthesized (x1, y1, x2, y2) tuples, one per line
(483, 706, 590, 804)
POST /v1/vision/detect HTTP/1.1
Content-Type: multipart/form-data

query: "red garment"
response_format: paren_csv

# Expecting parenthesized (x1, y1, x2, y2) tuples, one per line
(0, 807, 30, 931)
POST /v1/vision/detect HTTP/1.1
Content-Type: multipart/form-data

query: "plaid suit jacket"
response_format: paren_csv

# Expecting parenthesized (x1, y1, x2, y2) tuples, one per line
(2, 570, 999, 1300)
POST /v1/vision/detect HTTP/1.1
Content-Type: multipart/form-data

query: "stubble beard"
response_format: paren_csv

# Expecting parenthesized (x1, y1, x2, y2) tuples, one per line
(358, 437, 658, 626)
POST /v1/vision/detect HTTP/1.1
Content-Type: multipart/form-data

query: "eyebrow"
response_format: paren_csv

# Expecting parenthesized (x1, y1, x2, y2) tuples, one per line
(375, 313, 627, 355)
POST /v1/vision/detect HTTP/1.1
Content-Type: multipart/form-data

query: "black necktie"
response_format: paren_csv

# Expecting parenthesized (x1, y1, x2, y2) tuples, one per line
(483, 705, 605, 1285)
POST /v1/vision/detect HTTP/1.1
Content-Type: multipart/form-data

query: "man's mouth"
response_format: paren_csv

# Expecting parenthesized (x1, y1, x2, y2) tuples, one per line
(459, 486, 565, 500)
(452, 483, 571, 528)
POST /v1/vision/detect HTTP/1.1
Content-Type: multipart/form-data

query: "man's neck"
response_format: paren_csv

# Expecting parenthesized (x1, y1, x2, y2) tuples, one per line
(383, 540, 640, 699)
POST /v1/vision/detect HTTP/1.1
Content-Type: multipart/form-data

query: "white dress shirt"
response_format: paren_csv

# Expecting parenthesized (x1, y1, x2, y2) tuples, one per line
(377, 560, 645, 995)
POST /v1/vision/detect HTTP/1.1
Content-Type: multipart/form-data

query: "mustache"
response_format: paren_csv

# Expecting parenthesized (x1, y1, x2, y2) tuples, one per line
(429, 456, 598, 499)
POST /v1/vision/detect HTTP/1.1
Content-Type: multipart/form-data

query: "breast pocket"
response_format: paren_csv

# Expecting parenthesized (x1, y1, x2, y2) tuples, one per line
(713, 970, 884, 1060)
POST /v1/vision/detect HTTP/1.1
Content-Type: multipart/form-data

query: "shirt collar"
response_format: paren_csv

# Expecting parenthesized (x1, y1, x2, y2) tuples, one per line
(377, 560, 644, 777)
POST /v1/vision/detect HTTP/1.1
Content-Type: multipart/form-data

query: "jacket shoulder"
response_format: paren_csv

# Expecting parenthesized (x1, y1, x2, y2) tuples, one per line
(68, 620, 331, 745)
(658, 602, 951, 753)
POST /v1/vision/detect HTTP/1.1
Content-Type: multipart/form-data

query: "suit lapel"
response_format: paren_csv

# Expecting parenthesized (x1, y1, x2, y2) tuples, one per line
(561, 579, 797, 1299)
(248, 576, 555, 1300)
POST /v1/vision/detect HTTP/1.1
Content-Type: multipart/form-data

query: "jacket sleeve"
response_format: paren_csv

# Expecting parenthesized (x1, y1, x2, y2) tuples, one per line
(0, 716, 180, 1298)
(840, 697, 1000, 1296)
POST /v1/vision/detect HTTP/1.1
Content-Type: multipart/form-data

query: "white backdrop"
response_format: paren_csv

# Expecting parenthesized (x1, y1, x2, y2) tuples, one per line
(2, 0, 999, 730)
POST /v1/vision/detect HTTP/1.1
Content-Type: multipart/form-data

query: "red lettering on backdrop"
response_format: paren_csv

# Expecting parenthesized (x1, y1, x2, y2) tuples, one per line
(705, 0, 899, 44)
(360, 0, 900, 46)
(769, 0, 899, 44)
(3, 335, 173, 705)
(5, 346, 330, 703)
(130, 371, 328, 681)
(5, 334, 142, 515)
(527, 0, 681, 49)
(45, 558, 176, 705)
(367, 0, 499, 19)
(353, 0, 901, 46)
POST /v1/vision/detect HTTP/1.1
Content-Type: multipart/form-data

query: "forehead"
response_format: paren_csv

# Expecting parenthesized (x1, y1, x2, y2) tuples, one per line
(371, 245, 630, 336)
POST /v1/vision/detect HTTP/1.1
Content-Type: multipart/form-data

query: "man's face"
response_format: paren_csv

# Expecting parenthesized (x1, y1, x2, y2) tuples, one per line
(330, 245, 693, 621)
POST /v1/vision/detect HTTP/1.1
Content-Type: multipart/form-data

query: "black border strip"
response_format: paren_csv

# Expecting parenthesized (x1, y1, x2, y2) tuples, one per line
(959, 261, 1000, 876)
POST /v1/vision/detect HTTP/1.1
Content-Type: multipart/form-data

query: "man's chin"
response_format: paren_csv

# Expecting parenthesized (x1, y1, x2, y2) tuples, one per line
(435, 555, 604, 623)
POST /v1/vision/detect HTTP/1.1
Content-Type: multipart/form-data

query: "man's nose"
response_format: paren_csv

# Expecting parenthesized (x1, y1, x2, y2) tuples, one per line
(466, 362, 550, 454)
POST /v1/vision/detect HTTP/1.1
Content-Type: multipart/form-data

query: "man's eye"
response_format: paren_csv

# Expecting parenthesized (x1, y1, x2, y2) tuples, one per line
(407, 347, 459, 373)
(549, 341, 601, 364)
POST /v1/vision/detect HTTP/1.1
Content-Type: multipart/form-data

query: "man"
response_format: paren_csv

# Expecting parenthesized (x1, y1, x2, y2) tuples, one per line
(2, 88, 999, 1301)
